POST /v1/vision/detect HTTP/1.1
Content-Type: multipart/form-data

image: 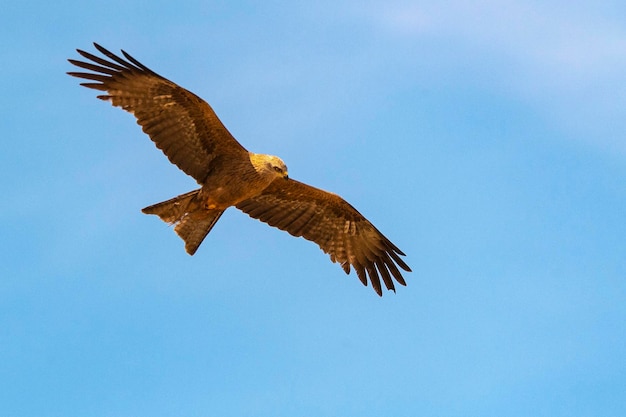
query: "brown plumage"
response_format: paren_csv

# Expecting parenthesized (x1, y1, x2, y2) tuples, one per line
(68, 43, 411, 296)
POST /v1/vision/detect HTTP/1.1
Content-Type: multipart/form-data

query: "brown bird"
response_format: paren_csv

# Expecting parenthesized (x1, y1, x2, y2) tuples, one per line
(68, 43, 411, 296)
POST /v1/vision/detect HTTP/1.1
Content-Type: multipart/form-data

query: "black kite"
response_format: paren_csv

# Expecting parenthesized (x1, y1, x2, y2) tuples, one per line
(68, 43, 411, 295)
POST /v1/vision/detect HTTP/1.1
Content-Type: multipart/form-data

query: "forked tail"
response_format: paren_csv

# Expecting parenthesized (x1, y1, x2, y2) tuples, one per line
(142, 189, 225, 255)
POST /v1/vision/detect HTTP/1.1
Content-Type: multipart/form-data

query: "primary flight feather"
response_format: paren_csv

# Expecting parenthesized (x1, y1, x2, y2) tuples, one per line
(68, 43, 411, 296)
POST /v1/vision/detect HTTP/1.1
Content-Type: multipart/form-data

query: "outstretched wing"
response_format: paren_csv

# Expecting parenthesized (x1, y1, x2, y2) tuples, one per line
(236, 179, 411, 296)
(67, 43, 247, 184)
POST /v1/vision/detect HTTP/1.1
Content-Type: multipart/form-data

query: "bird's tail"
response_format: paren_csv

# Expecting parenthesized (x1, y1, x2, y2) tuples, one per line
(142, 189, 225, 255)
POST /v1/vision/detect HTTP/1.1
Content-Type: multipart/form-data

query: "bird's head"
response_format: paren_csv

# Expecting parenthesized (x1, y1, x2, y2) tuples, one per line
(267, 155, 289, 179)
(250, 153, 289, 180)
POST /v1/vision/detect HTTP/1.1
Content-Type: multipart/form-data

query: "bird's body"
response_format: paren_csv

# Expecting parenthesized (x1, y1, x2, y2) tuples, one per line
(192, 152, 288, 210)
(68, 43, 411, 295)
(143, 152, 288, 254)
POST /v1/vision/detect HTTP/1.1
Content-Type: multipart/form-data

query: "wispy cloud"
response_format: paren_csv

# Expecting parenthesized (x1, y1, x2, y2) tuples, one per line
(364, 1, 626, 154)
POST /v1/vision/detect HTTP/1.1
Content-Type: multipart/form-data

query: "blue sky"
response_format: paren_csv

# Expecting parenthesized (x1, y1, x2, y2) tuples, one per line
(1, 1, 625, 416)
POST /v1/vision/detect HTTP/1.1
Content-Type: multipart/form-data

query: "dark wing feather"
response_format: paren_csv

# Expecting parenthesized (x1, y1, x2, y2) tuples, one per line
(67, 43, 247, 183)
(236, 179, 411, 296)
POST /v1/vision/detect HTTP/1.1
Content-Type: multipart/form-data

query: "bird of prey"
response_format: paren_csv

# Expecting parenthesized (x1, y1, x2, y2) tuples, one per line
(68, 43, 411, 296)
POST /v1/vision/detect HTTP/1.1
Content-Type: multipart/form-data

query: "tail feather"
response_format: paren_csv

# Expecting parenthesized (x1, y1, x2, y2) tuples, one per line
(142, 189, 224, 255)
(142, 189, 201, 223)
(174, 210, 224, 255)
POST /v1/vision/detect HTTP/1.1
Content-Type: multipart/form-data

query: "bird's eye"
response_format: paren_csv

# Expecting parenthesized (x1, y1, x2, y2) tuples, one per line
(273, 166, 283, 173)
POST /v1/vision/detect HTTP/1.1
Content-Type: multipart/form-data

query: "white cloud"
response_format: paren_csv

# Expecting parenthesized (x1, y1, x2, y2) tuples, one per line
(376, 1, 626, 78)
(365, 1, 626, 155)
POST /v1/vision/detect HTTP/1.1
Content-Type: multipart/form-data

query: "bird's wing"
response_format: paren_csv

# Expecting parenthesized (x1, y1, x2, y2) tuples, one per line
(236, 179, 411, 296)
(68, 43, 247, 184)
